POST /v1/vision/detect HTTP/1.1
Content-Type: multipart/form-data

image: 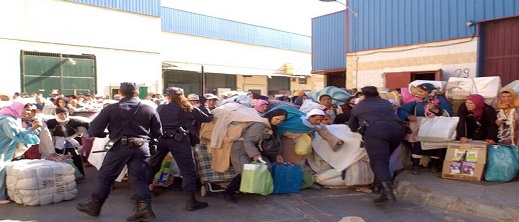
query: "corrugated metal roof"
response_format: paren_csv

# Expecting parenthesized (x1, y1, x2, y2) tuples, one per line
(65, 0, 160, 17)
(161, 7, 310, 53)
(311, 11, 346, 71)
(348, 0, 519, 52)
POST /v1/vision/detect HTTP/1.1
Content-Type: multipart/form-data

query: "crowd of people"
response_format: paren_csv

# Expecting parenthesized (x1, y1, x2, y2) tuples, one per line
(0, 81, 517, 221)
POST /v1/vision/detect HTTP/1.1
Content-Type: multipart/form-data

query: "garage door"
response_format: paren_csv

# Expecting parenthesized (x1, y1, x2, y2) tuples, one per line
(21, 51, 96, 95)
(482, 16, 519, 86)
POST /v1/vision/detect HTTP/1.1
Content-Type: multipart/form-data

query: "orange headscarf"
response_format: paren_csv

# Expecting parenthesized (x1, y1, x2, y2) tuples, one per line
(496, 87, 519, 109)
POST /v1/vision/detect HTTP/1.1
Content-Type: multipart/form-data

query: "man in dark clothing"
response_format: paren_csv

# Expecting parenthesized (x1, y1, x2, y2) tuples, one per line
(348, 86, 407, 203)
(77, 82, 162, 221)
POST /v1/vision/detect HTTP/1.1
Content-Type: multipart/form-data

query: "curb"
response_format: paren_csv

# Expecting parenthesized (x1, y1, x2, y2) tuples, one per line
(394, 179, 519, 222)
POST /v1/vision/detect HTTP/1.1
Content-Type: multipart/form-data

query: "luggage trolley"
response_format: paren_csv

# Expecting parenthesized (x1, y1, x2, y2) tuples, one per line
(194, 144, 236, 196)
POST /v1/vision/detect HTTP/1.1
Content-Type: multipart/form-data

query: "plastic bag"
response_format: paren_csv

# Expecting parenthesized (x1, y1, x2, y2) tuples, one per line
(416, 116, 459, 142)
(484, 144, 519, 182)
(239, 161, 273, 195)
(271, 163, 303, 194)
(295, 133, 312, 156)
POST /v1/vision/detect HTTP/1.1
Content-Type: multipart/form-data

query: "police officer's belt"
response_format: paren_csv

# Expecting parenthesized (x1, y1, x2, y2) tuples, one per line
(162, 128, 188, 138)
(120, 136, 147, 147)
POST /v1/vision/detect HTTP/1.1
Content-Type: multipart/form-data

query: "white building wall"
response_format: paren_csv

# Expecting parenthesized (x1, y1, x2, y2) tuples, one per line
(0, 0, 321, 97)
(346, 38, 479, 89)
(160, 33, 311, 76)
(0, 0, 161, 96)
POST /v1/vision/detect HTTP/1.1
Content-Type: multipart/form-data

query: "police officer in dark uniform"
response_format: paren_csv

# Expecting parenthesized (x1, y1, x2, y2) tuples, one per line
(146, 87, 213, 211)
(348, 86, 407, 203)
(77, 82, 162, 221)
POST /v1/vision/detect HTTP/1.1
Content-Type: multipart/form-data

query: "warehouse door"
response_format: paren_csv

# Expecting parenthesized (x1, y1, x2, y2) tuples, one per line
(481, 16, 519, 86)
(21, 51, 96, 95)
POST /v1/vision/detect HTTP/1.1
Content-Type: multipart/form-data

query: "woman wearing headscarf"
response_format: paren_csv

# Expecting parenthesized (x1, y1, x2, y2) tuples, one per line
(0, 102, 42, 204)
(253, 99, 269, 114)
(223, 108, 286, 202)
(46, 107, 90, 177)
(492, 88, 519, 145)
(318, 94, 343, 123)
(293, 94, 309, 106)
(456, 94, 498, 144)
(397, 83, 453, 175)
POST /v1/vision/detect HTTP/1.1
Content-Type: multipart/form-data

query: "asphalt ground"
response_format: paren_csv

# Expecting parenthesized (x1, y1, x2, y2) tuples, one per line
(0, 165, 494, 222)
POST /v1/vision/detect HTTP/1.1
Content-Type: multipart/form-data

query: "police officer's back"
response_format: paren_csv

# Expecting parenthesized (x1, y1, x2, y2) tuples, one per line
(348, 86, 406, 204)
(77, 82, 162, 221)
(147, 87, 213, 211)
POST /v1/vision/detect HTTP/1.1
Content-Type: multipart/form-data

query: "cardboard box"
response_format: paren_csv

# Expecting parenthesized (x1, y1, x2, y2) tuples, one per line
(442, 141, 488, 181)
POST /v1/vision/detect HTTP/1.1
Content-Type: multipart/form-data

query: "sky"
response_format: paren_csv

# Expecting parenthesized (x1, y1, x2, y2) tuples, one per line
(161, 0, 345, 36)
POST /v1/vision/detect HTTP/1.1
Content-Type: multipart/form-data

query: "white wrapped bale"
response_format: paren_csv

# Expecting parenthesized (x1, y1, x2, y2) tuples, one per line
(6, 159, 78, 206)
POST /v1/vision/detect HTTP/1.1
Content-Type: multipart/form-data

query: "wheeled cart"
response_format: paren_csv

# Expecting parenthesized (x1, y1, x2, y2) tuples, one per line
(194, 144, 236, 196)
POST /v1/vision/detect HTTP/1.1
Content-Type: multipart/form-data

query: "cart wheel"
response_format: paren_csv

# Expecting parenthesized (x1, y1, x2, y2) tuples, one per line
(201, 185, 207, 197)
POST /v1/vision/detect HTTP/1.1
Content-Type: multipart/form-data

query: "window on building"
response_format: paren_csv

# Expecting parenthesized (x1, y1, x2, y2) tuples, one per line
(384, 69, 442, 90)
(204, 73, 236, 94)
(163, 70, 201, 95)
(267, 76, 290, 96)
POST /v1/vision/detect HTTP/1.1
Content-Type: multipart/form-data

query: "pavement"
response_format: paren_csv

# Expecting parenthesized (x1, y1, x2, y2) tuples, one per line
(0, 163, 518, 222)
(394, 169, 519, 222)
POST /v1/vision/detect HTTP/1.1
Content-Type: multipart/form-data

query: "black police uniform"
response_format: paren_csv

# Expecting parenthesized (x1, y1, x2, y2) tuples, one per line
(348, 95, 406, 202)
(78, 94, 162, 220)
(146, 100, 213, 210)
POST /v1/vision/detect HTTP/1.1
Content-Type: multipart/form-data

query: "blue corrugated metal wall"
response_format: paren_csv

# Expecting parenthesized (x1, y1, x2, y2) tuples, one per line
(348, 0, 519, 52)
(312, 11, 346, 71)
(161, 7, 311, 53)
(65, 0, 160, 17)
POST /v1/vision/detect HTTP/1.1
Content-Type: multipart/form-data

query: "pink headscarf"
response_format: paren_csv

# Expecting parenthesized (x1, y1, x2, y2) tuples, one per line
(0, 101, 25, 119)
(467, 94, 485, 119)
(254, 99, 269, 112)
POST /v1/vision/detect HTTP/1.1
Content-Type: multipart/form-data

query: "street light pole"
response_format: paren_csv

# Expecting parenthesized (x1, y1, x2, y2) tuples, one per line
(319, 0, 359, 89)
(318, 0, 357, 17)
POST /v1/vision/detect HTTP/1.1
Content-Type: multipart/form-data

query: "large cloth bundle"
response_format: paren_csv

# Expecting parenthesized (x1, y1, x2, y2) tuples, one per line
(314, 158, 374, 186)
(6, 159, 77, 206)
(504, 80, 519, 93)
(311, 124, 364, 172)
(445, 77, 501, 104)
(308, 86, 351, 105)
(379, 90, 401, 106)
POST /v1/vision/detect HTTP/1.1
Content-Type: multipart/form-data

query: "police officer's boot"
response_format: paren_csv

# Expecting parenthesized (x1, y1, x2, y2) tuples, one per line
(374, 181, 396, 203)
(370, 182, 381, 194)
(77, 198, 105, 217)
(127, 201, 156, 222)
(185, 192, 208, 211)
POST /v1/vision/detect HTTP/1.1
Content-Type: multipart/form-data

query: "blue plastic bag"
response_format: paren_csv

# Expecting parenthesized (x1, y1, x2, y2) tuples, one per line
(271, 163, 303, 194)
(484, 144, 519, 182)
